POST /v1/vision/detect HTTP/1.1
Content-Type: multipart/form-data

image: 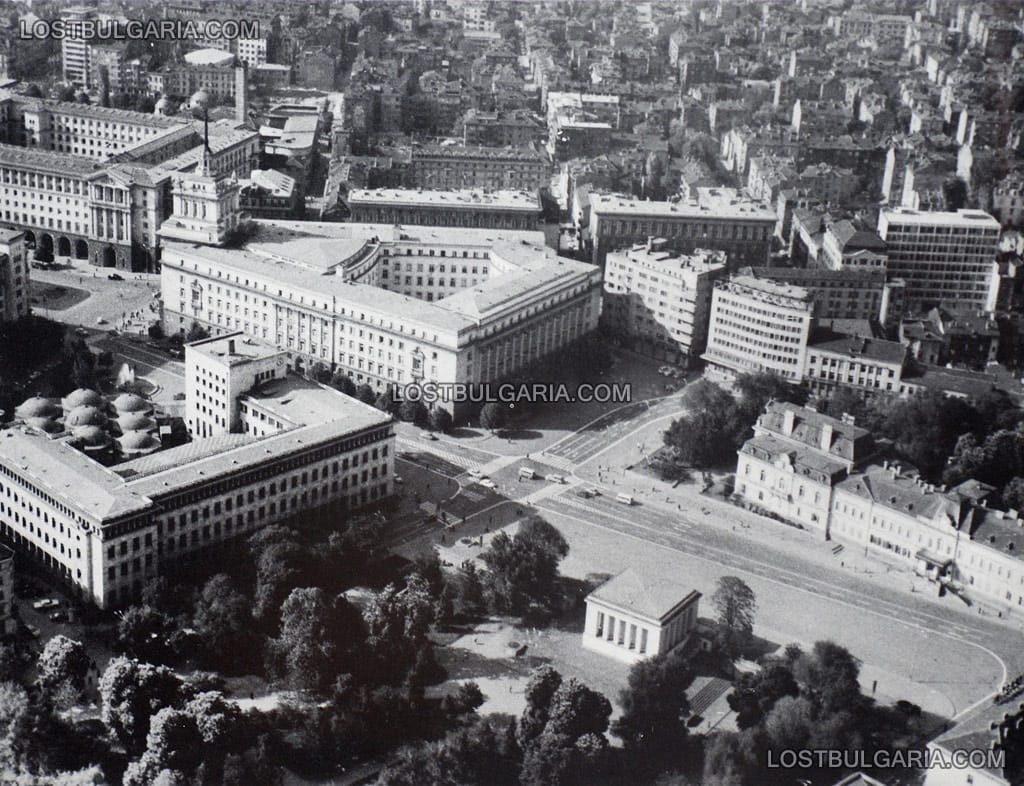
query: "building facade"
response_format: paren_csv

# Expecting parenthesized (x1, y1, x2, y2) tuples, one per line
(744, 267, 893, 324)
(603, 241, 727, 367)
(804, 332, 909, 398)
(160, 221, 602, 417)
(735, 401, 878, 536)
(409, 144, 550, 192)
(0, 545, 12, 634)
(702, 275, 815, 382)
(878, 208, 1001, 312)
(587, 188, 776, 269)
(582, 568, 701, 664)
(0, 229, 28, 322)
(0, 91, 259, 272)
(735, 403, 1024, 613)
(0, 333, 394, 609)
(346, 189, 541, 230)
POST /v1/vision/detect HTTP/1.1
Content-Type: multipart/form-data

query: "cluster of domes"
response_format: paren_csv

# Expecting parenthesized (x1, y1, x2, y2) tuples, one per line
(12, 388, 161, 458)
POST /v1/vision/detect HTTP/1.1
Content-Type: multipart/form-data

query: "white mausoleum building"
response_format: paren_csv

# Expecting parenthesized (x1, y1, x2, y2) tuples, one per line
(583, 568, 701, 664)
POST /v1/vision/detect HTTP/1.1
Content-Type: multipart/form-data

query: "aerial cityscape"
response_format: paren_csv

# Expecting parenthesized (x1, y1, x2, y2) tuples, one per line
(0, 0, 1019, 784)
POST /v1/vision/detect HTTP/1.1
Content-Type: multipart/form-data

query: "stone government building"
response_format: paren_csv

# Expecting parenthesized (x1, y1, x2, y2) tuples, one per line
(0, 89, 258, 272)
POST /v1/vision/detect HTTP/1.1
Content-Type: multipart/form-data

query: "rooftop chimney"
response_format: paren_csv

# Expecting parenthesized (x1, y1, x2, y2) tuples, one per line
(228, 339, 236, 355)
(782, 407, 796, 435)
(820, 423, 833, 451)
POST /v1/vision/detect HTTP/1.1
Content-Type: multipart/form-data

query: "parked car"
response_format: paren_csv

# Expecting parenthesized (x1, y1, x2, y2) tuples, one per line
(25, 625, 40, 639)
(394, 476, 403, 485)
(479, 478, 497, 489)
(108, 273, 124, 281)
(419, 431, 438, 441)
(546, 474, 566, 484)
(74, 327, 89, 337)
(96, 317, 107, 325)
(48, 611, 66, 623)
(467, 468, 485, 478)
(32, 598, 59, 611)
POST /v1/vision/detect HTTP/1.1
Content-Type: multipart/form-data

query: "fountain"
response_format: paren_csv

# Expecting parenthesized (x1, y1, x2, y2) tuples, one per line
(116, 363, 136, 388)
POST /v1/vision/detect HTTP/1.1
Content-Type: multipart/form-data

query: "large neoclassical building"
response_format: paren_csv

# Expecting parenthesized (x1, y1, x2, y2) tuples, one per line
(0, 332, 394, 608)
(158, 156, 603, 415)
(0, 90, 258, 272)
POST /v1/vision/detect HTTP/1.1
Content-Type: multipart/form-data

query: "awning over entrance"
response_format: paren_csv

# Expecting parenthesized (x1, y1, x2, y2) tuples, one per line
(915, 548, 953, 569)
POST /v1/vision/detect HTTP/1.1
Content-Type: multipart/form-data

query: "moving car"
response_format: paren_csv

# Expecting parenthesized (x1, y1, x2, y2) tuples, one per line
(479, 478, 497, 489)
(108, 273, 124, 281)
(419, 431, 438, 441)
(546, 474, 566, 484)
(31, 598, 59, 611)
(518, 467, 537, 480)
(615, 492, 634, 506)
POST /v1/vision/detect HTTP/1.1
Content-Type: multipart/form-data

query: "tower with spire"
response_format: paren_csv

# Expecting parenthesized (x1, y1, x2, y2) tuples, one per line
(158, 90, 241, 247)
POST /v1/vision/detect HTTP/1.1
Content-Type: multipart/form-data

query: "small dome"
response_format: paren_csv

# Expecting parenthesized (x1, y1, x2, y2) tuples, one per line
(25, 416, 62, 434)
(73, 425, 110, 447)
(65, 405, 108, 427)
(15, 395, 59, 419)
(118, 430, 160, 453)
(116, 412, 156, 432)
(62, 388, 103, 410)
(112, 393, 151, 413)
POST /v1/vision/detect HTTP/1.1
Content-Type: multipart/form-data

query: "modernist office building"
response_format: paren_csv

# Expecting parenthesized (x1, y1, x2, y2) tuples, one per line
(0, 332, 394, 608)
(878, 207, 1001, 312)
(702, 274, 816, 382)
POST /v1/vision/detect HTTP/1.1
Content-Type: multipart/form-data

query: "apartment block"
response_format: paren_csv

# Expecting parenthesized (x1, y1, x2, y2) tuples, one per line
(603, 240, 727, 367)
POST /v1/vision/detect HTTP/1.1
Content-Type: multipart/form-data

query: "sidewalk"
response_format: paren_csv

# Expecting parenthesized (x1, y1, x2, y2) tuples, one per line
(579, 459, 1024, 630)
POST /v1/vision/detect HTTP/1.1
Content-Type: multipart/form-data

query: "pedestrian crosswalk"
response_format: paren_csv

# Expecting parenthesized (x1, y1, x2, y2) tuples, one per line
(520, 479, 581, 505)
(539, 452, 575, 472)
(396, 438, 477, 470)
